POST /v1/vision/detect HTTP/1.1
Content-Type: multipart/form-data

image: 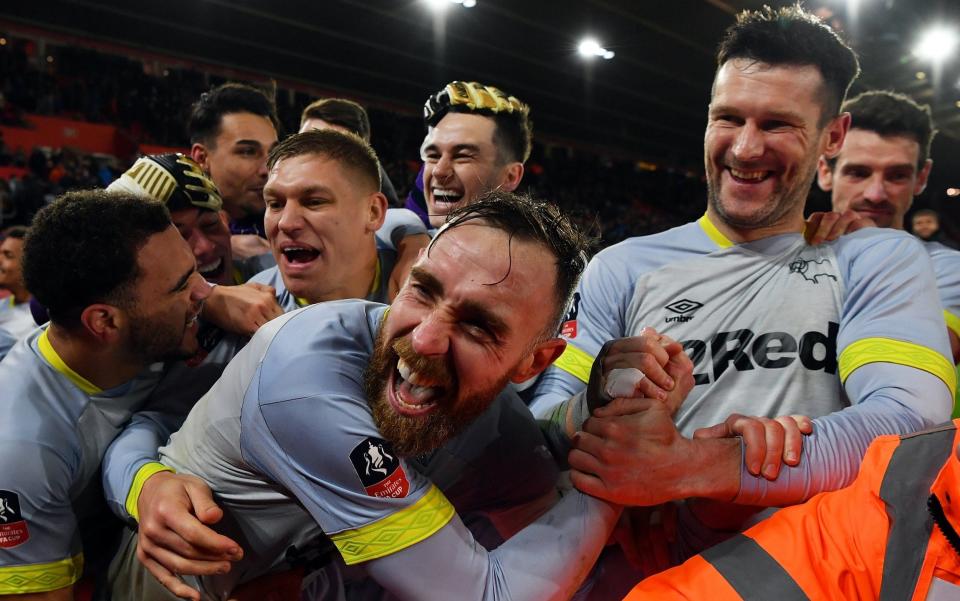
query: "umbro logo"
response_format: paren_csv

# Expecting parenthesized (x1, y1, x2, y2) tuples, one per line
(665, 299, 702, 323)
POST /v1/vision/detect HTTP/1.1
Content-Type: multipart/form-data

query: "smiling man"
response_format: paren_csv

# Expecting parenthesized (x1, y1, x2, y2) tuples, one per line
(0, 226, 35, 358)
(0, 191, 211, 599)
(249, 129, 392, 307)
(420, 81, 530, 230)
(529, 5, 954, 589)
(105, 193, 622, 601)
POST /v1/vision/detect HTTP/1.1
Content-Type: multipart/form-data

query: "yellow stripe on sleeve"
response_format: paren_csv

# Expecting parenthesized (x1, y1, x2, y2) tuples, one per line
(0, 554, 83, 594)
(697, 214, 734, 248)
(839, 337, 957, 397)
(329, 485, 455, 565)
(553, 343, 594, 383)
(126, 462, 175, 522)
(944, 310, 960, 342)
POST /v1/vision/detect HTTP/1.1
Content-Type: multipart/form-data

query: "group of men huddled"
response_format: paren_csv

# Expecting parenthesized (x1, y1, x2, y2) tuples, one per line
(1, 5, 959, 601)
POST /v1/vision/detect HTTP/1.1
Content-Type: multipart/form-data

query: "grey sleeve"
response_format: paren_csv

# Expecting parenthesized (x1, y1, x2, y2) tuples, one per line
(102, 410, 184, 520)
(735, 362, 951, 505)
(363, 489, 620, 601)
(375, 208, 428, 251)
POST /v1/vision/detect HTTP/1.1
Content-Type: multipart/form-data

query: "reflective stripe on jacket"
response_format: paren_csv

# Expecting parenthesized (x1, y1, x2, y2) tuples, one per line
(626, 420, 960, 600)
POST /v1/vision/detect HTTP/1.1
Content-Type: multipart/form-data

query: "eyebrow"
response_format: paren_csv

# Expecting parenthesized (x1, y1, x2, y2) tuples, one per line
(235, 139, 264, 148)
(409, 267, 509, 337)
(423, 143, 482, 154)
(841, 161, 916, 173)
(168, 266, 196, 294)
(709, 104, 805, 123)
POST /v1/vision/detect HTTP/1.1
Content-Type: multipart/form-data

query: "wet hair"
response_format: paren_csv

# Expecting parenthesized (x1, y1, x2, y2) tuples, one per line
(300, 98, 371, 142)
(266, 129, 381, 193)
(433, 190, 594, 335)
(188, 82, 280, 146)
(716, 5, 860, 125)
(22, 190, 171, 329)
(838, 90, 936, 170)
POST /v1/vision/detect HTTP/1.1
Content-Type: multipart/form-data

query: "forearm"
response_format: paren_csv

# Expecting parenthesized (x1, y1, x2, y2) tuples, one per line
(102, 411, 182, 520)
(736, 364, 951, 506)
(365, 490, 621, 601)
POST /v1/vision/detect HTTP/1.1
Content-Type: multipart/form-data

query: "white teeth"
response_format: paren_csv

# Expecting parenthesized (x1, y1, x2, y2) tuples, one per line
(198, 258, 222, 274)
(730, 168, 767, 181)
(283, 246, 311, 252)
(397, 357, 412, 381)
(396, 358, 435, 387)
(432, 189, 463, 203)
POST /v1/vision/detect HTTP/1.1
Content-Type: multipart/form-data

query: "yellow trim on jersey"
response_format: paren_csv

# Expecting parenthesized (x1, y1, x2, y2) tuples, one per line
(329, 485, 455, 565)
(0, 554, 83, 594)
(839, 337, 957, 396)
(126, 462, 175, 522)
(944, 310, 960, 342)
(697, 214, 734, 249)
(37, 329, 102, 394)
(553, 343, 594, 383)
(369, 256, 382, 298)
(232, 268, 245, 285)
(295, 296, 310, 307)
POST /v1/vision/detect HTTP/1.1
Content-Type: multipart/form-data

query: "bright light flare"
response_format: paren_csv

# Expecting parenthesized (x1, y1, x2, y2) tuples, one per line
(424, 0, 475, 10)
(913, 27, 959, 62)
(578, 38, 615, 60)
(947, 188, 960, 197)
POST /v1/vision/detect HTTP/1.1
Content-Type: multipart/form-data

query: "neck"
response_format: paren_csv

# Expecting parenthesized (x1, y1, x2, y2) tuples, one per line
(9, 287, 30, 304)
(705, 206, 805, 244)
(45, 325, 143, 391)
(306, 246, 379, 305)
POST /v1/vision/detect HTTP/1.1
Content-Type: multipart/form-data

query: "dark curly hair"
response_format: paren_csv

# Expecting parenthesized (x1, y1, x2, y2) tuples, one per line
(23, 190, 172, 329)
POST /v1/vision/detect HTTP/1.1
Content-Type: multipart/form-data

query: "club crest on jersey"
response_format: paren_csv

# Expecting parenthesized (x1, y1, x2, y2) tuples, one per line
(350, 437, 409, 498)
(561, 292, 581, 338)
(788, 257, 838, 284)
(0, 490, 29, 548)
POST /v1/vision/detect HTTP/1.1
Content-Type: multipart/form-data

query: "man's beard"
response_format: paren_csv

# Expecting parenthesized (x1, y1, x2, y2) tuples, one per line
(363, 327, 510, 457)
(125, 310, 194, 364)
(707, 151, 819, 231)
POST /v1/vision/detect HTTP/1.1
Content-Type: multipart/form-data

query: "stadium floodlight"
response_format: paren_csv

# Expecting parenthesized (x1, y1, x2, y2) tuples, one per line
(913, 27, 959, 62)
(424, 0, 476, 10)
(948, 187, 960, 197)
(578, 38, 615, 60)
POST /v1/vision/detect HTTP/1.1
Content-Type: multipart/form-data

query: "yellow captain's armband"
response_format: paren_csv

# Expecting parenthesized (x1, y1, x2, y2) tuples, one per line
(126, 462, 175, 522)
(0, 554, 83, 594)
(329, 485, 454, 565)
(553, 343, 593, 383)
(839, 337, 957, 396)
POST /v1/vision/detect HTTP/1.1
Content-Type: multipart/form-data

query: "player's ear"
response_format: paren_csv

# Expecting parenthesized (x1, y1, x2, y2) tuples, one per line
(511, 338, 566, 383)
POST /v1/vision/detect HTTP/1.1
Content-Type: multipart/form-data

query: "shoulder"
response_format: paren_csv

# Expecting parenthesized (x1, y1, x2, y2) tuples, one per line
(247, 265, 282, 287)
(587, 221, 710, 278)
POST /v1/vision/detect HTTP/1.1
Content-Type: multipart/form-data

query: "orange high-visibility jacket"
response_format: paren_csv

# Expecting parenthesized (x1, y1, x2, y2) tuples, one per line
(626, 421, 960, 600)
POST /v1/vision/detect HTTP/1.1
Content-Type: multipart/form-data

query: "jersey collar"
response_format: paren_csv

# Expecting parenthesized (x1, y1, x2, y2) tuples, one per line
(37, 328, 102, 394)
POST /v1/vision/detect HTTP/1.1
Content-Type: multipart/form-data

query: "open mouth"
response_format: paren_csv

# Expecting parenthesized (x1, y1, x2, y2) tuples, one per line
(281, 246, 321, 265)
(728, 167, 772, 183)
(388, 356, 449, 416)
(430, 188, 464, 206)
(198, 257, 225, 279)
